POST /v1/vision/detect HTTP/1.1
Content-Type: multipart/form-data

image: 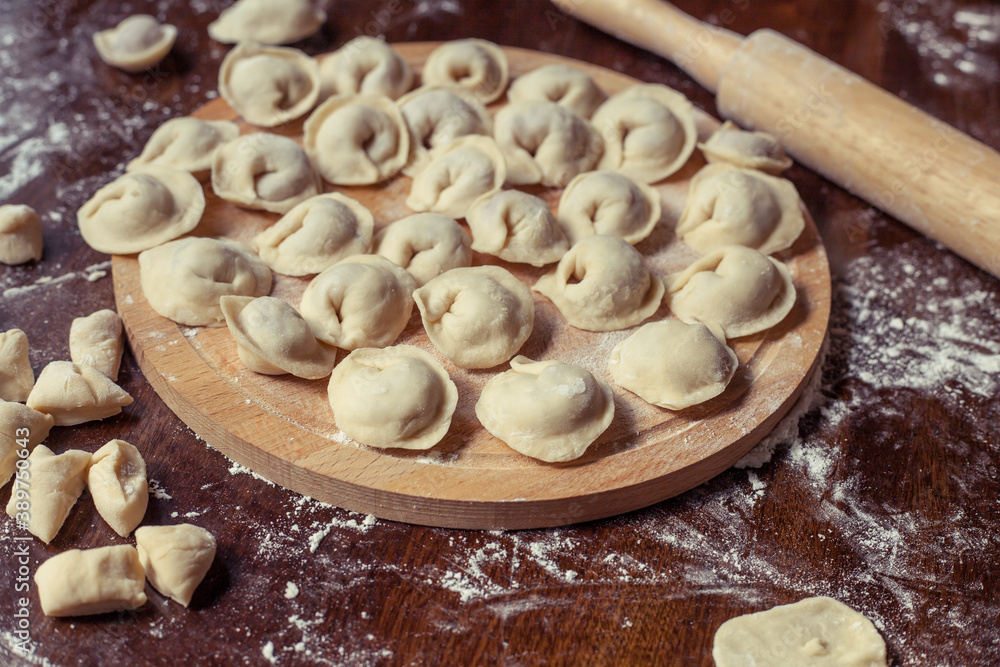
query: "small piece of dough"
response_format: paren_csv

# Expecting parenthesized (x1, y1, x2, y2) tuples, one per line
(208, 0, 326, 45)
(0, 400, 54, 487)
(0, 329, 34, 402)
(327, 345, 458, 450)
(373, 213, 472, 286)
(557, 171, 662, 246)
(406, 136, 507, 219)
(69, 310, 124, 380)
(127, 117, 240, 176)
(713, 596, 888, 667)
(5, 445, 92, 543)
(0, 205, 43, 265)
(34, 545, 147, 616)
(93, 15, 176, 73)
(397, 86, 491, 176)
(699, 121, 793, 175)
(88, 439, 148, 537)
(219, 42, 320, 127)
(421, 39, 510, 103)
(319, 37, 413, 100)
(466, 190, 569, 267)
(476, 356, 614, 463)
(26, 362, 133, 427)
(507, 64, 607, 119)
(135, 524, 217, 607)
(212, 133, 321, 214)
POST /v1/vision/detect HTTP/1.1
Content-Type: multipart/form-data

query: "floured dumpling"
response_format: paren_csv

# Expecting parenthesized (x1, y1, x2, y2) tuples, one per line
(319, 37, 413, 100)
(466, 190, 569, 267)
(675, 164, 805, 255)
(253, 193, 374, 276)
(135, 524, 217, 607)
(303, 94, 409, 185)
(212, 133, 321, 213)
(534, 235, 663, 332)
(327, 345, 458, 450)
(557, 171, 662, 245)
(0, 329, 33, 402)
(592, 84, 697, 183)
(493, 100, 603, 187)
(221, 295, 336, 379)
(34, 545, 147, 616)
(699, 121, 793, 175)
(208, 0, 326, 45)
(78, 167, 205, 255)
(93, 15, 177, 73)
(69, 310, 124, 380)
(219, 42, 320, 127)
(476, 356, 614, 463)
(0, 205, 43, 265)
(5, 445, 92, 543)
(88, 439, 147, 538)
(127, 117, 239, 177)
(26, 361, 133, 426)
(139, 237, 273, 327)
(421, 39, 510, 104)
(664, 245, 797, 338)
(299, 255, 416, 350)
(397, 86, 491, 176)
(373, 213, 472, 286)
(414, 266, 534, 369)
(0, 400, 54, 487)
(406, 136, 506, 219)
(507, 64, 607, 119)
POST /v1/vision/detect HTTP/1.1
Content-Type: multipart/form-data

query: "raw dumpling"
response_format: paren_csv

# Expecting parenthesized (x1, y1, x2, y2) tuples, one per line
(34, 545, 147, 616)
(127, 117, 240, 176)
(675, 163, 805, 255)
(319, 37, 413, 100)
(93, 15, 176, 73)
(221, 295, 336, 379)
(664, 245, 797, 338)
(592, 84, 697, 183)
(303, 94, 409, 185)
(493, 100, 603, 187)
(327, 345, 458, 450)
(421, 39, 509, 104)
(533, 235, 663, 332)
(406, 136, 506, 219)
(135, 524, 217, 607)
(212, 133, 320, 214)
(219, 42, 320, 127)
(507, 64, 607, 119)
(466, 190, 569, 266)
(208, 0, 326, 45)
(557, 171, 662, 245)
(414, 266, 534, 369)
(373, 213, 472, 286)
(69, 310, 124, 380)
(5, 445, 92, 543)
(78, 166, 205, 254)
(88, 439, 148, 537)
(0, 204, 43, 265)
(699, 121, 793, 175)
(138, 237, 273, 327)
(397, 86, 491, 176)
(0, 329, 33, 402)
(0, 400, 54, 487)
(26, 362, 133, 426)
(252, 193, 374, 276)
(609, 320, 738, 410)
(299, 255, 416, 350)
(476, 356, 614, 463)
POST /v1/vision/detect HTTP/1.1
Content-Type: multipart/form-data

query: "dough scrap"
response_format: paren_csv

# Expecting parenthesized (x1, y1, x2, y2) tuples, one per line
(0, 329, 34, 402)
(34, 545, 147, 616)
(88, 439, 148, 537)
(373, 213, 472, 286)
(406, 135, 507, 220)
(0, 400, 54, 487)
(397, 85, 491, 176)
(135, 524, 217, 607)
(319, 36, 413, 100)
(5, 445, 92, 543)
(69, 309, 124, 380)
(219, 42, 321, 128)
(127, 117, 240, 177)
(466, 189, 569, 267)
(699, 121, 793, 175)
(557, 170, 662, 246)
(212, 132, 321, 214)
(26, 361, 133, 426)
(421, 39, 510, 103)
(507, 64, 607, 119)
(0, 205, 43, 265)
(208, 0, 326, 45)
(93, 14, 176, 73)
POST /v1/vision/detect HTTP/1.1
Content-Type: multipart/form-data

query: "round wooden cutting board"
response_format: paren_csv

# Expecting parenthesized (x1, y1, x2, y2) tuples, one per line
(112, 43, 831, 530)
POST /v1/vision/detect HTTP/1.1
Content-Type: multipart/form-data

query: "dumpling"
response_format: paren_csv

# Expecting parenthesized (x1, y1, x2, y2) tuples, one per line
(88, 439, 147, 537)
(303, 94, 409, 185)
(211, 133, 321, 213)
(557, 171, 662, 245)
(93, 15, 176, 73)
(397, 86, 491, 176)
(421, 39, 509, 103)
(533, 235, 663, 332)
(413, 266, 534, 369)
(406, 135, 506, 219)
(69, 309, 124, 380)
(5, 445, 92, 543)
(699, 121, 793, 175)
(318, 37, 413, 100)
(466, 190, 569, 266)
(664, 245, 797, 338)
(135, 524, 217, 607)
(675, 164, 805, 255)
(221, 295, 336, 379)
(493, 100, 603, 187)
(0, 205, 43, 265)
(252, 193, 374, 276)
(0, 400, 54, 487)
(475, 356, 614, 463)
(208, 0, 326, 45)
(0, 329, 33, 402)
(591, 84, 697, 183)
(327, 345, 458, 450)
(26, 362, 133, 426)
(78, 167, 205, 254)
(372, 213, 472, 285)
(299, 255, 416, 350)
(34, 545, 147, 616)
(507, 64, 607, 119)
(127, 117, 240, 176)
(218, 42, 321, 127)
(138, 237, 273, 327)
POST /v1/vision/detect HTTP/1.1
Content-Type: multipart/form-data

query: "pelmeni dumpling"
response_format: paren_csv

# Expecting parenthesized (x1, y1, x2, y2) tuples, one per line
(699, 121, 793, 175)
(675, 164, 805, 256)
(533, 235, 663, 332)
(466, 190, 569, 267)
(299, 255, 416, 350)
(127, 117, 240, 177)
(219, 42, 321, 127)
(507, 64, 607, 119)
(0, 205, 43, 265)
(135, 524, 217, 607)
(421, 39, 510, 104)
(493, 101, 603, 187)
(476, 356, 614, 463)
(138, 237, 273, 327)
(208, 0, 326, 45)
(93, 15, 177, 73)
(88, 439, 147, 537)
(319, 37, 413, 100)
(592, 84, 697, 183)
(328, 345, 458, 450)
(0, 329, 33, 402)
(664, 245, 797, 338)
(373, 213, 472, 286)
(252, 193, 374, 276)
(221, 295, 336, 379)
(26, 362, 133, 426)
(557, 171, 662, 245)
(78, 167, 205, 255)
(0, 400, 54, 487)
(212, 133, 321, 213)
(406, 136, 506, 219)
(413, 266, 535, 369)
(69, 309, 124, 380)
(303, 94, 409, 185)
(397, 86, 491, 176)
(5, 445, 92, 543)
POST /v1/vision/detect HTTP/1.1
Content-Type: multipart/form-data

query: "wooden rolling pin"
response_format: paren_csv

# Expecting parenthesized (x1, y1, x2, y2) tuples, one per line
(552, 0, 1000, 279)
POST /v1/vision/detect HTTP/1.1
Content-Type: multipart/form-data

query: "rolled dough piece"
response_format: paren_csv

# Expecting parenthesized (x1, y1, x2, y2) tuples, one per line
(0, 204, 43, 265)
(69, 309, 124, 380)
(34, 545, 147, 616)
(26, 361, 133, 426)
(0, 329, 34, 402)
(88, 439, 148, 537)
(5, 445, 92, 543)
(135, 524, 217, 607)
(0, 399, 54, 487)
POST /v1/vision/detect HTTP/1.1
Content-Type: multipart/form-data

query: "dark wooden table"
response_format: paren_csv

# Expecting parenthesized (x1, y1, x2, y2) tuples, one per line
(2, 1, 998, 665)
